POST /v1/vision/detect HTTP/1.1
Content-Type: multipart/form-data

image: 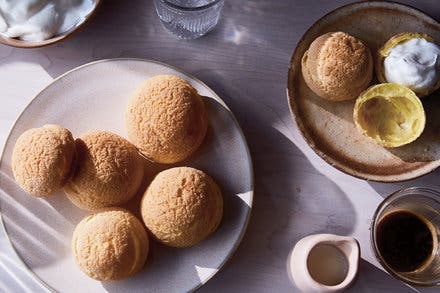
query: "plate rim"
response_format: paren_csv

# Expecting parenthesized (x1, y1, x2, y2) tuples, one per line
(286, 0, 440, 183)
(0, 58, 254, 292)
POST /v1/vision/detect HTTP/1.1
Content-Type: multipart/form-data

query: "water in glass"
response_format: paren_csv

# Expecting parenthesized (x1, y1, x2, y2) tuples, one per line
(154, 0, 224, 39)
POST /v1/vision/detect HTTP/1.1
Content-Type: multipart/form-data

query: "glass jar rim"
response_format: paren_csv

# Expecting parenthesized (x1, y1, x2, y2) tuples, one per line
(370, 187, 440, 286)
(161, 0, 222, 11)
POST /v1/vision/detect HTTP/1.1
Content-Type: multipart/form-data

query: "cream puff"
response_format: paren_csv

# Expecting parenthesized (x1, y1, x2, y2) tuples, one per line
(302, 31, 373, 101)
(12, 124, 75, 197)
(353, 83, 425, 147)
(126, 75, 208, 164)
(64, 131, 144, 211)
(377, 32, 440, 96)
(72, 208, 149, 281)
(141, 167, 223, 247)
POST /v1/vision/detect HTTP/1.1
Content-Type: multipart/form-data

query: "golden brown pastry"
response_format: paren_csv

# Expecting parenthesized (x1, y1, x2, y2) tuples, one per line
(125, 75, 207, 164)
(141, 167, 223, 247)
(301, 31, 373, 101)
(12, 124, 75, 197)
(72, 208, 149, 281)
(64, 131, 144, 211)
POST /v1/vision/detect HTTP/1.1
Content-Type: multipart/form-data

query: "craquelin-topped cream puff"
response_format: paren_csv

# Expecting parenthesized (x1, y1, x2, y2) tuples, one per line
(64, 131, 144, 211)
(141, 167, 223, 247)
(126, 75, 208, 164)
(302, 31, 373, 101)
(72, 208, 149, 281)
(12, 124, 75, 197)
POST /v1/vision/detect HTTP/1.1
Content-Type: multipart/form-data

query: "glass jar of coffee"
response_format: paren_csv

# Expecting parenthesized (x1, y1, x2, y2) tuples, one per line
(371, 187, 440, 286)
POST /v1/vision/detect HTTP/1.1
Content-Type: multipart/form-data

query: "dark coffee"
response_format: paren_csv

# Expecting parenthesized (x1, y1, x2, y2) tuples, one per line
(377, 210, 434, 272)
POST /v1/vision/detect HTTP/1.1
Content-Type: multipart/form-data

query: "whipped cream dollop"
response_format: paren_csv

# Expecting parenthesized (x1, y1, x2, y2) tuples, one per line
(0, 0, 95, 42)
(384, 38, 440, 94)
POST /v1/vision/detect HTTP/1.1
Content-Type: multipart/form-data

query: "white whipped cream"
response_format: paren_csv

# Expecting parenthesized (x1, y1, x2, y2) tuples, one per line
(0, 0, 95, 42)
(384, 38, 440, 94)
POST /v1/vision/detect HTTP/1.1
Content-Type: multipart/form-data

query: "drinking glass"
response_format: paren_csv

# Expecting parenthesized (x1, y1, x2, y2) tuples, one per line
(153, 0, 225, 39)
(371, 187, 440, 286)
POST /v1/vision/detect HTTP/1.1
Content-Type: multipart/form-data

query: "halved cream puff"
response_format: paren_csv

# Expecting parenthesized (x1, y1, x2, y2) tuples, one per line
(377, 32, 440, 96)
(353, 83, 425, 148)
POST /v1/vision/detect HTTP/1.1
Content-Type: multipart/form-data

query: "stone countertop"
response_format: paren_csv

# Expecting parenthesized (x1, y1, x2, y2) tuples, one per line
(0, 0, 439, 292)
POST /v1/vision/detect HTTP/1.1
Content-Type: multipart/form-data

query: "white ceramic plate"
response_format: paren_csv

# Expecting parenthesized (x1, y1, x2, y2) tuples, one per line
(0, 59, 253, 292)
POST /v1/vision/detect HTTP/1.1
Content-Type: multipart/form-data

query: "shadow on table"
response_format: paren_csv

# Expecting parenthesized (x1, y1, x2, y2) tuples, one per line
(200, 107, 357, 291)
(367, 167, 440, 200)
(351, 259, 440, 293)
(0, 0, 232, 79)
(348, 259, 414, 292)
(0, 0, 331, 80)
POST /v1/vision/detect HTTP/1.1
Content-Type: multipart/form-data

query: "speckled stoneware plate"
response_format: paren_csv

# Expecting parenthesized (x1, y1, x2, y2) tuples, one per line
(287, 1, 440, 182)
(0, 59, 253, 292)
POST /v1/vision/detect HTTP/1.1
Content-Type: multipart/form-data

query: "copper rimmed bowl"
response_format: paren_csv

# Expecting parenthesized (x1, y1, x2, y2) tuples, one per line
(287, 1, 440, 182)
(0, 0, 101, 48)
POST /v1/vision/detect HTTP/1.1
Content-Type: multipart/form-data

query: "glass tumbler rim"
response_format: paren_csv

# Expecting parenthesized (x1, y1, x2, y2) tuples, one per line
(371, 186, 440, 286)
(160, 0, 223, 11)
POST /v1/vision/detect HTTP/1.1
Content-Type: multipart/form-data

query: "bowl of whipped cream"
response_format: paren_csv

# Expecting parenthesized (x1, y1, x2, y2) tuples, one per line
(0, 0, 101, 48)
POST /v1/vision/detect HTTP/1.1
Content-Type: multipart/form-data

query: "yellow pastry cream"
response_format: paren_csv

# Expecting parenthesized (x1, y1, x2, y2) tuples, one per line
(353, 83, 425, 147)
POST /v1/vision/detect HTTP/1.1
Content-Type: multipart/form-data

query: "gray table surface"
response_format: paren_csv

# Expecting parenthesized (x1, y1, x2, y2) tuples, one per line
(0, 0, 440, 292)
